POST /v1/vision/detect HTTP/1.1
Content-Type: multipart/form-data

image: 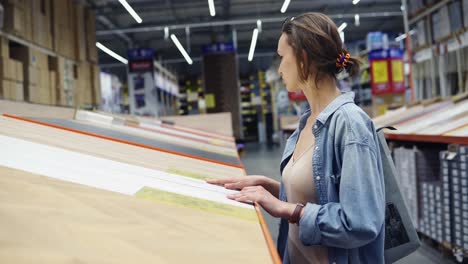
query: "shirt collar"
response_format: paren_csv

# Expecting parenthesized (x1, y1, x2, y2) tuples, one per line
(298, 91, 355, 130)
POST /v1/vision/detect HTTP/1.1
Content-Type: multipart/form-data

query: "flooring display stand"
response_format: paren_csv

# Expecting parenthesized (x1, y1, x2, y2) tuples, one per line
(0, 100, 280, 263)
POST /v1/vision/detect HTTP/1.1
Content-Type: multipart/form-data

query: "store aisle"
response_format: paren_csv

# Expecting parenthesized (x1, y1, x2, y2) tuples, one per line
(239, 142, 455, 264)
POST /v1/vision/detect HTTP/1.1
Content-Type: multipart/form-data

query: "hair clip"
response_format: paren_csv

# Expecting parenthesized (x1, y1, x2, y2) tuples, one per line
(336, 52, 350, 68)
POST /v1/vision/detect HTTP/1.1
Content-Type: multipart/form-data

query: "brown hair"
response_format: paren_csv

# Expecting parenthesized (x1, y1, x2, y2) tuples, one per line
(282, 12, 360, 86)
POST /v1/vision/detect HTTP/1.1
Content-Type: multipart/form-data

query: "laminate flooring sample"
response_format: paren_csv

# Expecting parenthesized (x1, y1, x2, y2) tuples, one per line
(14, 116, 241, 167)
(0, 166, 272, 263)
(0, 116, 244, 179)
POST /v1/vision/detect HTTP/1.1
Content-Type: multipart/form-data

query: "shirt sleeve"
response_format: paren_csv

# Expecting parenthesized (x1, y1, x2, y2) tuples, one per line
(298, 142, 385, 249)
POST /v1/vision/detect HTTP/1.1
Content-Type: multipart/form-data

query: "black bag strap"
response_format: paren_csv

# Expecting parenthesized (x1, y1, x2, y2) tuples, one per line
(377, 126, 397, 133)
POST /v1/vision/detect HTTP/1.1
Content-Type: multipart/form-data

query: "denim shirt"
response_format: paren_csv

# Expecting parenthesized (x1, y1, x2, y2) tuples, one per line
(277, 92, 385, 264)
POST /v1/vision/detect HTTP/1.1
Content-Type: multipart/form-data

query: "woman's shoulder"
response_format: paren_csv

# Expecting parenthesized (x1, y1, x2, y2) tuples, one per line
(329, 103, 377, 146)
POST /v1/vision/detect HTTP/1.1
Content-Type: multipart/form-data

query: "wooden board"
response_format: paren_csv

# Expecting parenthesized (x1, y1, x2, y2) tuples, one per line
(161, 112, 234, 137)
(12, 116, 242, 168)
(94, 110, 236, 143)
(393, 100, 468, 134)
(75, 111, 237, 154)
(0, 134, 248, 210)
(0, 116, 244, 180)
(0, 166, 272, 263)
(0, 99, 75, 119)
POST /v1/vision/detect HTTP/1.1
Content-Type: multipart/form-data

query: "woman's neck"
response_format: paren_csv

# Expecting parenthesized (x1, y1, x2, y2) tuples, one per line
(302, 77, 342, 117)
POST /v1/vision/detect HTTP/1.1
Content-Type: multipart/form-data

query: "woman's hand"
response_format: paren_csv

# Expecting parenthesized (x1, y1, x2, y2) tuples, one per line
(227, 186, 296, 218)
(206, 175, 280, 197)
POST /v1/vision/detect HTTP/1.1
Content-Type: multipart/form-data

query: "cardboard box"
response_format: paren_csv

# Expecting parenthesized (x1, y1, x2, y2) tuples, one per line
(3, 3, 25, 37)
(0, 79, 10, 99)
(23, 0, 32, 41)
(27, 66, 38, 86)
(49, 71, 57, 104)
(91, 64, 101, 105)
(51, 0, 75, 59)
(38, 68, 51, 104)
(74, 3, 87, 61)
(0, 37, 10, 58)
(11, 81, 24, 101)
(0, 58, 15, 81)
(76, 62, 91, 105)
(31, 0, 53, 49)
(15, 61, 23, 82)
(85, 9, 98, 63)
(28, 83, 39, 103)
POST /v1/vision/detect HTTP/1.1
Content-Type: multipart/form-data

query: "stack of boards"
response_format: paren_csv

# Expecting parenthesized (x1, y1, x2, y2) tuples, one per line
(0, 100, 279, 263)
(373, 97, 468, 137)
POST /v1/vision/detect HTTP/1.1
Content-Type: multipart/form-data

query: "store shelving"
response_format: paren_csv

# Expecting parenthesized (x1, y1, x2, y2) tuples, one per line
(406, 0, 468, 101)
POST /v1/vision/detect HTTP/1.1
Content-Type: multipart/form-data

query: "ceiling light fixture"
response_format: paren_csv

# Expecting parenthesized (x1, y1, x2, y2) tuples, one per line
(248, 28, 259, 62)
(354, 14, 360, 26)
(338, 22, 348, 32)
(280, 0, 291, 13)
(170, 34, 193, 65)
(352, 0, 360, 5)
(118, 0, 142, 24)
(208, 0, 216, 16)
(164, 27, 169, 40)
(395, 30, 416, 42)
(257, 19, 262, 33)
(96, 42, 128, 64)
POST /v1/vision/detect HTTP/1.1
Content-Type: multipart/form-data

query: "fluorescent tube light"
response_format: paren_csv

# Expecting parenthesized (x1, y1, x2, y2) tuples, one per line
(118, 0, 142, 24)
(257, 20, 262, 33)
(354, 14, 360, 26)
(170, 34, 193, 65)
(248, 28, 259, 62)
(395, 30, 416, 42)
(280, 0, 291, 13)
(164, 27, 169, 40)
(338, 22, 347, 32)
(208, 0, 216, 16)
(96, 42, 128, 64)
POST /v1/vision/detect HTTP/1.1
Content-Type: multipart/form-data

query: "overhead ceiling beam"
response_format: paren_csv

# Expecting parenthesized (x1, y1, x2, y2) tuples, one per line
(97, 11, 402, 36)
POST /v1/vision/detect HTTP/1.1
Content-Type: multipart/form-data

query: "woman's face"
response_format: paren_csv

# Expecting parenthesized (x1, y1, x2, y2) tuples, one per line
(277, 33, 301, 92)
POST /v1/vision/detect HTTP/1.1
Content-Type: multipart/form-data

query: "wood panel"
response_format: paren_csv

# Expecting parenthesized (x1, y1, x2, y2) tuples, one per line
(162, 112, 235, 137)
(0, 166, 271, 263)
(15, 117, 242, 167)
(0, 116, 244, 179)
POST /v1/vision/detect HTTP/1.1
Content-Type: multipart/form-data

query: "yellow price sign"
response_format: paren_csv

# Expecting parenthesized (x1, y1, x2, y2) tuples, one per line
(391, 60, 403, 83)
(371, 61, 389, 84)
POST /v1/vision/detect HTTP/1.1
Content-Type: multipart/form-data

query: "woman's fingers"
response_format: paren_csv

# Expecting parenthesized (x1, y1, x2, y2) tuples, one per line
(206, 177, 239, 185)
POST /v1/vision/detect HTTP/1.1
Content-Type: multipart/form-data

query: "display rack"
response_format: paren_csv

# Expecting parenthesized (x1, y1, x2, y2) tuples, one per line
(376, 94, 468, 261)
(405, 0, 468, 101)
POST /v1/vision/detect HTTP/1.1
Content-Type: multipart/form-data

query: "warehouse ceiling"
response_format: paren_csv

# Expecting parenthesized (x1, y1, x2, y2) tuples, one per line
(88, 0, 404, 78)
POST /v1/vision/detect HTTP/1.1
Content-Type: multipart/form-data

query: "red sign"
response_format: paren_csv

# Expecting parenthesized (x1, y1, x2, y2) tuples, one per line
(288, 91, 307, 101)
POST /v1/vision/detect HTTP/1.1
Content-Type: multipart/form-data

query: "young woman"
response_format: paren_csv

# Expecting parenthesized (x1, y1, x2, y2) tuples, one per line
(208, 12, 385, 264)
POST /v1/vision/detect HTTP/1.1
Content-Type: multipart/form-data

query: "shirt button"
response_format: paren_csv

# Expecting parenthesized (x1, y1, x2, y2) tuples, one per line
(314, 125, 317, 129)
(315, 146, 319, 150)
(316, 176, 321, 181)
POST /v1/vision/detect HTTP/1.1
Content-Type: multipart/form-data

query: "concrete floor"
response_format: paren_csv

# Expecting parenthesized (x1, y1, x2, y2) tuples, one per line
(239, 142, 456, 264)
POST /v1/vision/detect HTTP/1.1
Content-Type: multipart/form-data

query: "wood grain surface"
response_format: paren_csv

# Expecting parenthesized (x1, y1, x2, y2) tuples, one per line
(0, 116, 244, 179)
(161, 112, 234, 137)
(0, 166, 272, 263)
